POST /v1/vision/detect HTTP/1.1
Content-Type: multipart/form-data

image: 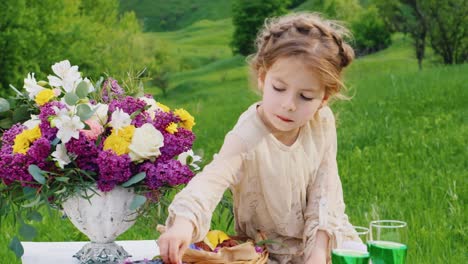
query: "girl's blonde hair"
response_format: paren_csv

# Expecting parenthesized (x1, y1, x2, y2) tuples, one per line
(248, 12, 354, 100)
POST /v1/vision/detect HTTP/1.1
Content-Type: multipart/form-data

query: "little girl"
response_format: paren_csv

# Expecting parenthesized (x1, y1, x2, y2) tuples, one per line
(158, 12, 359, 264)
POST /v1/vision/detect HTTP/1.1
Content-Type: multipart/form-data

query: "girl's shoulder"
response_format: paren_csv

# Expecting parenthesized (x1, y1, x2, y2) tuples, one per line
(310, 106, 336, 129)
(229, 102, 269, 147)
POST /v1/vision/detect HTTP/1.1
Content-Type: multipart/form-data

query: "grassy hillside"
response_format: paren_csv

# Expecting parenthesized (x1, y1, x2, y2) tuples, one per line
(119, 0, 232, 31)
(1, 18, 467, 264)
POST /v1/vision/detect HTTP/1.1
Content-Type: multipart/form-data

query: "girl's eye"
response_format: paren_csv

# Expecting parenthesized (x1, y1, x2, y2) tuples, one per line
(300, 94, 314, 101)
(273, 85, 285, 92)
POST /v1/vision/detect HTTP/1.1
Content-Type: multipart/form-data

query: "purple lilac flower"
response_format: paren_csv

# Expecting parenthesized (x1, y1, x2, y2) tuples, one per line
(152, 111, 180, 132)
(108, 96, 151, 127)
(160, 128, 195, 160)
(66, 132, 100, 172)
(101, 77, 124, 103)
(27, 138, 51, 162)
(96, 150, 132, 192)
(255, 246, 263, 253)
(1, 123, 26, 146)
(132, 111, 153, 128)
(0, 153, 51, 187)
(38, 101, 66, 140)
(142, 159, 194, 190)
(1, 123, 26, 153)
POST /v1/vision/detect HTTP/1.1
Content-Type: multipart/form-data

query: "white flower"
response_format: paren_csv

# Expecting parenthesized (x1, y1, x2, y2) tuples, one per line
(89, 103, 109, 125)
(51, 143, 71, 169)
(109, 108, 131, 131)
(53, 106, 70, 117)
(23, 115, 41, 129)
(139, 96, 160, 119)
(47, 60, 81, 93)
(128, 124, 164, 162)
(24, 73, 45, 99)
(83, 77, 95, 93)
(178, 149, 202, 171)
(54, 115, 84, 143)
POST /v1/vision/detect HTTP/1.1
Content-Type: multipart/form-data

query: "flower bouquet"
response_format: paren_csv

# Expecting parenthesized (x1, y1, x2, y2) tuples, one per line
(0, 60, 201, 261)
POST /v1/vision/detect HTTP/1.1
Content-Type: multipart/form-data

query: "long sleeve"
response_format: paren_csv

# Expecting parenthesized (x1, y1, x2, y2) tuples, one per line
(165, 132, 245, 242)
(303, 110, 359, 259)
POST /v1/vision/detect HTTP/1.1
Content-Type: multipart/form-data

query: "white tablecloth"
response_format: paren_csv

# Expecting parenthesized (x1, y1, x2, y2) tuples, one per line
(21, 240, 159, 264)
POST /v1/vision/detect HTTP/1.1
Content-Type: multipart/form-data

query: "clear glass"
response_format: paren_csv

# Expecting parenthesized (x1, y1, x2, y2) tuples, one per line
(331, 226, 371, 264)
(354, 226, 370, 244)
(368, 220, 408, 264)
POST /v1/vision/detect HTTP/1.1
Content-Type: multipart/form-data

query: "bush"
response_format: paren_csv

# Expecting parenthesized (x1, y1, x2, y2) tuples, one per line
(351, 5, 392, 56)
(231, 0, 290, 56)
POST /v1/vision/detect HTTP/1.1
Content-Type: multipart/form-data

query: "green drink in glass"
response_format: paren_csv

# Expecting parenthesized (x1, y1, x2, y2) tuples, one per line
(369, 220, 408, 264)
(367, 241, 407, 264)
(332, 249, 370, 264)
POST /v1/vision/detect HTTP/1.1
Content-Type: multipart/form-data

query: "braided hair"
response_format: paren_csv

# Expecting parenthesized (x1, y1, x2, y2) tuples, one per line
(248, 12, 355, 99)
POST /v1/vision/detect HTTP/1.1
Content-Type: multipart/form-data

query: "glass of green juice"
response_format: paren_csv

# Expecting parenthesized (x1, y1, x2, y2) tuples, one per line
(368, 220, 408, 264)
(332, 226, 370, 264)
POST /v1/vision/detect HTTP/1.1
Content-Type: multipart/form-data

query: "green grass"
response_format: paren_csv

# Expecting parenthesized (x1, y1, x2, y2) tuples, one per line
(1, 19, 467, 264)
(119, 0, 232, 31)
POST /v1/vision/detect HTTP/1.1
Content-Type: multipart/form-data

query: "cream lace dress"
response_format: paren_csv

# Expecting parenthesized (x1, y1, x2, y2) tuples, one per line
(166, 102, 359, 263)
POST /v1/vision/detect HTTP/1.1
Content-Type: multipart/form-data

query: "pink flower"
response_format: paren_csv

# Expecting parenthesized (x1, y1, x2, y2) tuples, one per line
(80, 120, 104, 140)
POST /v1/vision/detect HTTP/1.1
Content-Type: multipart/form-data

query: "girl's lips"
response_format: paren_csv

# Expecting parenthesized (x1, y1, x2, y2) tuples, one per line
(276, 115, 293, 122)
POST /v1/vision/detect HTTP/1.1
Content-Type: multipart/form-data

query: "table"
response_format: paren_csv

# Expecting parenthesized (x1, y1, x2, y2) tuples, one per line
(21, 240, 160, 264)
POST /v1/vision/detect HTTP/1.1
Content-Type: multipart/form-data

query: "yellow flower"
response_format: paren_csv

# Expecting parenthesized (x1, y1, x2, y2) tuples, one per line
(165, 122, 178, 134)
(35, 89, 55, 106)
(174, 108, 195, 131)
(103, 125, 135, 155)
(156, 102, 170, 112)
(13, 126, 42, 154)
(203, 230, 230, 251)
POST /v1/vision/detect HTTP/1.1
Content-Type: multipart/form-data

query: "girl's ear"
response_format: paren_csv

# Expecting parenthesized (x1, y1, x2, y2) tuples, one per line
(320, 94, 329, 108)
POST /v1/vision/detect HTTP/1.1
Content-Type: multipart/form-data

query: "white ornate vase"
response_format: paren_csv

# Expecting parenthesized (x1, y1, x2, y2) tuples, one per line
(62, 186, 137, 264)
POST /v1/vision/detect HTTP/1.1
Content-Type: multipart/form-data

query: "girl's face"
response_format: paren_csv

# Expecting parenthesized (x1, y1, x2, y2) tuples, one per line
(259, 56, 326, 135)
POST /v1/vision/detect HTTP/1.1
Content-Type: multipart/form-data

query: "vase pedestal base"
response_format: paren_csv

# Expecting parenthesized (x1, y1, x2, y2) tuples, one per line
(73, 242, 131, 264)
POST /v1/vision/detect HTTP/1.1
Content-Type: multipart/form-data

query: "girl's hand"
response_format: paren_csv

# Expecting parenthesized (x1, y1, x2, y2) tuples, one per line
(306, 247, 328, 264)
(157, 217, 194, 264)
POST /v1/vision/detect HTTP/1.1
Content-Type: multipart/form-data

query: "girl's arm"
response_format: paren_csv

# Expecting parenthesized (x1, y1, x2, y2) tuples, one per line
(165, 132, 245, 242)
(158, 133, 245, 264)
(303, 107, 359, 263)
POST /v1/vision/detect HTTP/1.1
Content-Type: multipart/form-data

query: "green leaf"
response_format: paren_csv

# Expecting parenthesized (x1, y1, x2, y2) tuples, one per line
(75, 81, 89, 98)
(76, 104, 93, 121)
(121, 172, 146, 187)
(64, 92, 79, 106)
(55, 177, 69, 182)
(12, 105, 29, 123)
(9, 236, 24, 258)
(54, 187, 67, 194)
(9, 84, 24, 97)
(186, 155, 193, 165)
(28, 165, 46, 185)
(51, 137, 60, 146)
(26, 211, 43, 222)
(19, 222, 37, 240)
(21, 196, 41, 208)
(129, 195, 147, 210)
(0, 98, 10, 112)
(23, 187, 36, 200)
(0, 117, 13, 129)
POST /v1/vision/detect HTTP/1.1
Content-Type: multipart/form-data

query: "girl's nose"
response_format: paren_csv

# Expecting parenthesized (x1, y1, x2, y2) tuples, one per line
(281, 96, 296, 111)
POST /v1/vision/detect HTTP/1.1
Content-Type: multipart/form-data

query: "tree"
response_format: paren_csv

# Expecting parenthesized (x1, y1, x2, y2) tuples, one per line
(351, 5, 392, 56)
(423, 0, 467, 64)
(376, 0, 467, 66)
(231, 0, 290, 56)
(0, 0, 150, 97)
